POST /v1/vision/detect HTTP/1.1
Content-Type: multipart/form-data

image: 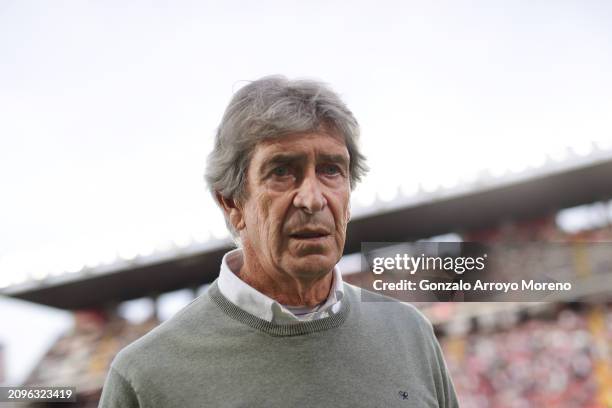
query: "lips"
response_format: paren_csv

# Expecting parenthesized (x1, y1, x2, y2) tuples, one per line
(289, 229, 330, 239)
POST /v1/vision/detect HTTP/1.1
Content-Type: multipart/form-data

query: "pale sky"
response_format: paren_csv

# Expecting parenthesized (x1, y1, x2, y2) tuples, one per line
(1, 0, 612, 385)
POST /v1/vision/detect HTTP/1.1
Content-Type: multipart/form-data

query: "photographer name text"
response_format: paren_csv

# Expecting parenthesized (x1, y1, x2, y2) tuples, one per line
(372, 279, 572, 292)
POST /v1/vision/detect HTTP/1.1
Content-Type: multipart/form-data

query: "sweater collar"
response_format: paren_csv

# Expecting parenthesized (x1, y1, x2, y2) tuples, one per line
(208, 280, 351, 337)
(217, 248, 345, 324)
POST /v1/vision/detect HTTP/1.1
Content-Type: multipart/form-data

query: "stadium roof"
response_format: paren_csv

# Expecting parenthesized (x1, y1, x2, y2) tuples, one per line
(3, 149, 612, 310)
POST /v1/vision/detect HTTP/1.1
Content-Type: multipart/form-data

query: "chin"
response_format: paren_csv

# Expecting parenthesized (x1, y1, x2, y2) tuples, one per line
(287, 255, 336, 278)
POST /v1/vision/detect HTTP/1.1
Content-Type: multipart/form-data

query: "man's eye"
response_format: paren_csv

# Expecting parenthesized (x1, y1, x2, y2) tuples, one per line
(272, 166, 290, 177)
(320, 164, 341, 176)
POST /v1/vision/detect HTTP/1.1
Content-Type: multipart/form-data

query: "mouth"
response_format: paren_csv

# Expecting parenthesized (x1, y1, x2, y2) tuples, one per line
(289, 229, 331, 241)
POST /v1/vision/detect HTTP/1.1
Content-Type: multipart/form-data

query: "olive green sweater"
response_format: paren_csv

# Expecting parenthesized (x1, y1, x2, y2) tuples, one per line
(99, 281, 458, 407)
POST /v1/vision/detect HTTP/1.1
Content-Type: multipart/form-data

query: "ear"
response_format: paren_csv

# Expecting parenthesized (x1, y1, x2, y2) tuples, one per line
(215, 192, 246, 231)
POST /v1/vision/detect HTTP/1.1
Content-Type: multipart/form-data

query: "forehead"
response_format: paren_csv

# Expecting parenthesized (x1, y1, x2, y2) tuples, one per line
(251, 130, 349, 163)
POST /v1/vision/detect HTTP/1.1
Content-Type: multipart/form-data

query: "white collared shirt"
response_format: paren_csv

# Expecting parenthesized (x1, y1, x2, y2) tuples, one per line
(217, 248, 344, 324)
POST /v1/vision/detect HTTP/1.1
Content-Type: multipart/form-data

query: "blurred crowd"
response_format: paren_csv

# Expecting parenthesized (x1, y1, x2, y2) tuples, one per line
(441, 305, 612, 408)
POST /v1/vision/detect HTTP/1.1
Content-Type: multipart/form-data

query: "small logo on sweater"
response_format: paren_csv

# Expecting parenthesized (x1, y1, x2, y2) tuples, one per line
(398, 390, 409, 400)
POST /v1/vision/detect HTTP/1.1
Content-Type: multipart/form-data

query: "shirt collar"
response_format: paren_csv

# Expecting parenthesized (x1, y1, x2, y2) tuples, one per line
(217, 248, 344, 323)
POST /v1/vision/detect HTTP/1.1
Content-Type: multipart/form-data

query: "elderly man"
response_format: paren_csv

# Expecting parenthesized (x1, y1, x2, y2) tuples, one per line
(99, 76, 458, 407)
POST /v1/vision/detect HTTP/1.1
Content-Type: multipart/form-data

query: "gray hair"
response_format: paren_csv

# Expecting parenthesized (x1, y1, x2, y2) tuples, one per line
(205, 75, 368, 238)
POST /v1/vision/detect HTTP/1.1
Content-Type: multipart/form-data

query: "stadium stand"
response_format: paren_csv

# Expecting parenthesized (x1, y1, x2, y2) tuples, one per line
(2, 149, 612, 406)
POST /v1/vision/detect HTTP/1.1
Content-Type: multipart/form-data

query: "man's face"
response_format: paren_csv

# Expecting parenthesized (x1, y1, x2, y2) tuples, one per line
(236, 130, 351, 281)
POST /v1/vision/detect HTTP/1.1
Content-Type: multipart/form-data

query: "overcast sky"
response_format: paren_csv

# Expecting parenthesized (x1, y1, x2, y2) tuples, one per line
(1, 0, 612, 384)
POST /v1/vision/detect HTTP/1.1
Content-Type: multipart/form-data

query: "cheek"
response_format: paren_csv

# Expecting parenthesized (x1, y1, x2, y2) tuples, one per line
(257, 195, 272, 222)
(243, 197, 267, 237)
(252, 194, 282, 240)
(331, 191, 351, 232)
(268, 198, 290, 242)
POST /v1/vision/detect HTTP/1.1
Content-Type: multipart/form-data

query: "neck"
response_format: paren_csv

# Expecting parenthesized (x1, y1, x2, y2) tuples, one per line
(237, 252, 333, 307)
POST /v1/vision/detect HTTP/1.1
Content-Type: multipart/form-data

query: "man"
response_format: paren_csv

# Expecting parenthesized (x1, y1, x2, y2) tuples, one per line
(99, 76, 458, 407)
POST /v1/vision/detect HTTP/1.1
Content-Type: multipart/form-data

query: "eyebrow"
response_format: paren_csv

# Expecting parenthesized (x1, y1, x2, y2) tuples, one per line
(262, 153, 304, 170)
(318, 153, 349, 168)
(259, 152, 350, 175)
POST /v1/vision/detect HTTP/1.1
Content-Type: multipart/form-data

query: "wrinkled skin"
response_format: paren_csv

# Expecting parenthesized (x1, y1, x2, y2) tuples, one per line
(217, 130, 351, 306)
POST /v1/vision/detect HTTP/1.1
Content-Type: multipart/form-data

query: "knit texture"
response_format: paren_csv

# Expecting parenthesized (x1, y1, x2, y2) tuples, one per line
(209, 281, 349, 336)
(99, 281, 458, 408)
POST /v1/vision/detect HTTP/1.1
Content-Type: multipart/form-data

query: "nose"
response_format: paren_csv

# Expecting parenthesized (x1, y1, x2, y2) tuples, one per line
(293, 171, 327, 214)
